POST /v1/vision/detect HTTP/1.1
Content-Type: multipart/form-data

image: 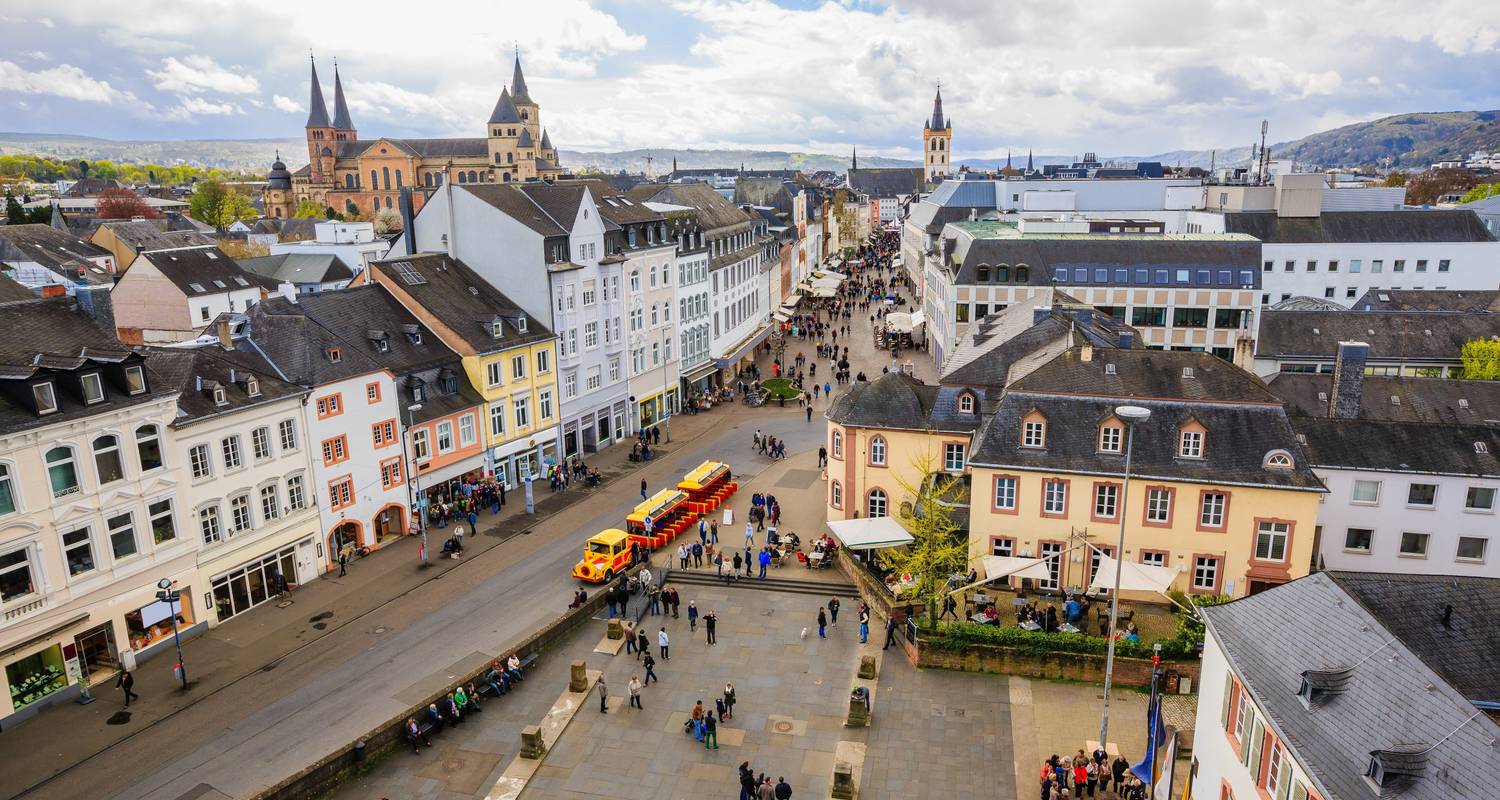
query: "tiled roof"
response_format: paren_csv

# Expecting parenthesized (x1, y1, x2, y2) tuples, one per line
(940, 289, 1137, 387)
(1223, 209, 1495, 243)
(1010, 348, 1281, 403)
(1203, 572, 1500, 800)
(628, 182, 755, 232)
(96, 220, 217, 254)
(133, 247, 257, 296)
(368, 253, 554, 355)
(847, 168, 924, 199)
(0, 223, 114, 281)
(826, 371, 980, 434)
(1351, 288, 1500, 312)
(1269, 373, 1500, 425)
(1255, 310, 1500, 360)
(236, 253, 355, 286)
(457, 184, 567, 237)
(518, 184, 586, 231)
(145, 345, 307, 426)
(0, 273, 37, 304)
(950, 236, 1260, 284)
(1291, 417, 1500, 476)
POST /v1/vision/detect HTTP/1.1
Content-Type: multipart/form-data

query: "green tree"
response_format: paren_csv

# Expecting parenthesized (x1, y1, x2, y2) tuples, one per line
(1461, 338, 1500, 380)
(189, 179, 256, 231)
(4, 192, 25, 225)
(1404, 168, 1478, 205)
(1459, 182, 1500, 203)
(1382, 171, 1408, 188)
(291, 199, 325, 219)
(77, 160, 90, 179)
(873, 457, 970, 631)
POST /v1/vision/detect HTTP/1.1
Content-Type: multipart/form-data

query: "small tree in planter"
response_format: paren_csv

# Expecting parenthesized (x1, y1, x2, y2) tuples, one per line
(873, 456, 969, 631)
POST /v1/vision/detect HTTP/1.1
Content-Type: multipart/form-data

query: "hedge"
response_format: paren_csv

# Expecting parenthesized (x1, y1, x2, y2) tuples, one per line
(926, 597, 1232, 662)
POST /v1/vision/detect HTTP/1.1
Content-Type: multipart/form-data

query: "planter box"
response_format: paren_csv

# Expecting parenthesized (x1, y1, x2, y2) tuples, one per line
(916, 639, 1200, 689)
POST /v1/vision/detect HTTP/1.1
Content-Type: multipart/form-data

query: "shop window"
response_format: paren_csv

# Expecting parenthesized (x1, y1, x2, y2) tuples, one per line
(125, 591, 194, 651)
(212, 546, 296, 621)
(6, 645, 67, 711)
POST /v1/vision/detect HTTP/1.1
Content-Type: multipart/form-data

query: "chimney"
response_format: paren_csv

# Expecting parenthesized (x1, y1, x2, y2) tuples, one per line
(1081, 342, 1093, 362)
(1328, 341, 1369, 419)
(399, 187, 416, 256)
(215, 317, 233, 351)
(1117, 330, 1134, 349)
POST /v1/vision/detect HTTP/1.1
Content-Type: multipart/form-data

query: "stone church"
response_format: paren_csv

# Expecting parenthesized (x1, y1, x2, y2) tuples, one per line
(265, 56, 563, 219)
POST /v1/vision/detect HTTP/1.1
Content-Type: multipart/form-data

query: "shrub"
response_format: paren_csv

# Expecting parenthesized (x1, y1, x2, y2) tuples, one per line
(759, 378, 802, 400)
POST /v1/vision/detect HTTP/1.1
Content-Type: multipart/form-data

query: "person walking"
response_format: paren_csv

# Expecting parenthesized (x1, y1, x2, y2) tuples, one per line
(636, 628, 650, 661)
(688, 601, 699, 632)
(116, 668, 139, 707)
(670, 587, 681, 618)
(337, 548, 348, 577)
(698, 515, 708, 547)
(598, 675, 608, 714)
(858, 605, 870, 643)
(705, 609, 718, 644)
(704, 708, 719, 749)
(629, 675, 643, 709)
(658, 627, 670, 659)
(640, 478, 648, 501)
(775, 777, 793, 799)
(817, 606, 828, 639)
(693, 541, 704, 567)
(731, 551, 742, 580)
(828, 597, 840, 626)
(745, 521, 755, 547)
(806, 405, 813, 423)
(723, 682, 736, 720)
(758, 547, 770, 579)
(883, 613, 898, 650)
(643, 652, 658, 685)
(817, 445, 827, 468)
(824, 381, 831, 398)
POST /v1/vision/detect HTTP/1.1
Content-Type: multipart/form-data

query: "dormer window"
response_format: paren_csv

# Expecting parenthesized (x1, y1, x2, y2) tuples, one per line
(81, 372, 105, 405)
(1179, 429, 1204, 459)
(325, 346, 342, 363)
(976, 264, 990, 282)
(403, 324, 423, 345)
(212, 385, 227, 406)
(1016, 266, 1029, 282)
(369, 331, 389, 353)
(1263, 450, 1294, 469)
(410, 381, 426, 403)
(245, 376, 260, 397)
(514, 317, 527, 333)
(124, 365, 146, 395)
(1099, 423, 1123, 453)
(958, 392, 976, 414)
(996, 264, 1010, 282)
(490, 320, 504, 338)
(1022, 413, 1047, 448)
(32, 382, 58, 415)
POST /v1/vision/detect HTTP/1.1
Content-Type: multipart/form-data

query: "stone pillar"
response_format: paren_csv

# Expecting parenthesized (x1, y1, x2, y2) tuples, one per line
(520, 725, 546, 759)
(608, 619, 624, 639)
(857, 655, 877, 679)
(569, 660, 588, 693)
(831, 762, 856, 799)
(846, 691, 870, 728)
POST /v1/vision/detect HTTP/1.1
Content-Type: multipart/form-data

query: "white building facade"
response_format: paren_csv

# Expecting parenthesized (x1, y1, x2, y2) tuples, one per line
(269, 220, 392, 274)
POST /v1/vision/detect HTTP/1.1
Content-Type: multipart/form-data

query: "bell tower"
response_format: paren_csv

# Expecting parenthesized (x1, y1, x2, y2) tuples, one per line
(922, 85, 952, 184)
(304, 57, 335, 185)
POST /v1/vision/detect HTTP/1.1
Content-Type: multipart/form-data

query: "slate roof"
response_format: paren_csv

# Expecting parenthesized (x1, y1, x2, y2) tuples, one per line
(517, 128, 534, 148)
(0, 224, 114, 281)
(62, 178, 125, 197)
(489, 87, 521, 124)
(306, 60, 331, 128)
(331, 66, 354, 131)
(518, 184, 586, 231)
(1012, 348, 1281, 403)
(1292, 417, 1500, 476)
(906, 201, 983, 235)
(96, 220, 217, 254)
(1222, 209, 1496, 243)
(0, 273, 37, 304)
(134, 247, 258, 296)
(949, 235, 1260, 284)
(628, 182, 754, 232)
(940, 289, 1138, 388)
(369, 253, 554, 355)
(1202, 572, 1500, 800)
(145, 344, 307, 426)
(1269, 373, 1500, 425)
(847, 168, 924, 199)
(236, 253, 355, 286)
(1351, 288, 1500, 313)
(457, 184, 568, 237)
(826, 371, 980, 434)
(925, 180, 997, 208)
(1255, 310, 1500, 360)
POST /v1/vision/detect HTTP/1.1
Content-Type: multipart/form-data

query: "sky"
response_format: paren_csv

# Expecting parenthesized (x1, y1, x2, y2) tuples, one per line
(2, 0, 1500, 160)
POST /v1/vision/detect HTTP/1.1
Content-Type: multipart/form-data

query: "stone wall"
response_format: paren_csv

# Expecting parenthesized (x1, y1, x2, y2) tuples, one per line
(916, 640, 1201, 690)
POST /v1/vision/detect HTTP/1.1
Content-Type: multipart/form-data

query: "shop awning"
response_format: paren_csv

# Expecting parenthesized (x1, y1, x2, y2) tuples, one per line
(811, 270, 847, 281)
(772, 310, 791, 322)
(812, 276, 842, 289)
(910, 309, 925, 329)
(1086, 556, 1182, 595)
(712, 323, 774, 368)
(682, 361, 719, 383)
(782, 292, 803, 308)
(811, 286, 838, 298)
(416, 451, 487, 487)
(885, 312, 914, 333)
(980, 555, 1052, 582)
(827, 517, 914, 550)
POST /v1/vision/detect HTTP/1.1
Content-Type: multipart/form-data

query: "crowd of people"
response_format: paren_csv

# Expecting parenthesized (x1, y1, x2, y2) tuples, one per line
(1041, 749, 1149, 800)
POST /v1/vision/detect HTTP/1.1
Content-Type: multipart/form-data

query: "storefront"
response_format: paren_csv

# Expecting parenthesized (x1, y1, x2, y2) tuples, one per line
(681, 362, 717, 395)
(637, 388, 678, 431)
(6, 644, 67, 712)
(211, 545, 297, 622)
(488, 430, 559, 490)
(125, 589, 195, 653)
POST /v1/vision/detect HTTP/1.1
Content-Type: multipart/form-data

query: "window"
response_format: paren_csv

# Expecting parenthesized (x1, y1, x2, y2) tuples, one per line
(1372, 260, 1383, 273)
(1200, 492, 1226, 528)
(1192, 556, 1219, 592)
(46, 446, 79, 497)
(1305, 260, 1317, 272)
(991, 537, 1015, 557)
(489, 404, 506, 438)
(1344, 528, 1373, 552)
(149, 499, 176, 544)
(536, 349, 550, 374)
(125, 365, 146, 394)
(1140, 550, 1166, 568)
(1328, 260, 1339, 272)
(831, 430, 843, 459)
(563, 372, 577, 399)
(1393, 259, 1405, 272)
(1456, 536, 1488, 561)
(278, 418, 298, 451)
(512, 355, 526, 380)
(0, 464, 14, 516)
(435, 421, 454, 453)
(1264, 452, 1293, 469)
(943, 443, 965, 472)
(380, 458, 403, 489)
(830, 480, 842, 509)
(328, 477, 354, 510)
(198, 505, 222, 545)
(1146, 488, 1172, 523)
(316, 394, 342, 418)
(539, 390, 553, 421)
(1094, 484, 1118, 518)
(1438, 259, 1451, 272)
(320, 436, 348, 465)
(1022, 420, 1046, 448)
(1043, 480, 1067, 515)
(366, 382, 380, 403)
(1407, 483, 1437, 507)
(286, 475, 306, 511)
(230, 494, 252, 533)
(514, 396, 530, 428)
(372, 419, 396, 447)
(867, 489, 888, 518)
(1399, 531, 1429, 557)
(63, 528, 96, 576)
(459, 414, 477, 446)
(1131, 307, 1166, 327)
(1098, 425, 1122, 453)
(584, 321, 599, 349)
(189, 443, 212, 479)
(260, 484, 279, 522)
(1351, 479, 1380, 504)
(1266, 744, 1285, 798)
(958, 393, 975, 413)
(107, 512, 137, 560)
(869, 436, 887, 466)
(1255, 521, 1290, 561)
(412, 429, 430, 460)
(251, 426, 272, 460)
(93, 435, 125, 485)
(1350, 259, 1362, 273)
(81, 373, 104, 404)
(1465, 486, 1495, 511)
(1180, 429, 1204, 458)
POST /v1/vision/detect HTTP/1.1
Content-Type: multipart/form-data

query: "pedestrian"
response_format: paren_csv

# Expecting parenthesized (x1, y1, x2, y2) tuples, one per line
(817, 445, 827, 468)
(745, 521, 755, 547)
(598, 674, 608, 713)
(758, 776, 776, 800)
(636, 628, 650, 661)
(828, 597, 840, 626)
(806, 405, 813, 423)
(775, 777, 793, 799)
(116, 668, 139, 706)
(883, 613, 898, 650)
(732, 551, 742, 579)
(693, 541, 704, 567)
(641, 478, 648, 500)
(705, 609, 718, 644)
(817, 606, 828, 638)
(698, 515, 708, 546)
(625, 622, 637, 654)
(710, 522, 719, 545)
(649, 584, 662, 616)
(337, 548, 348, 577)
(824, 381, 831, 398)
(691, 700, 706, 740)
(940, 594, 959, 620)
(688, 601, 699, 631)
(723, 681, 736, 719)
(740, 763, 757, 800)
(758, 547, 770, 579)
(716, 551, 725, 578)
(659, 627, 670, 659)
(629, 675, 643, 709)
(858, 605, 870, 643)
(704, 708, 719, 749)
(671, 587, 681, 618)
(679, 544, 690, 570)
(643, 652, 658, 685)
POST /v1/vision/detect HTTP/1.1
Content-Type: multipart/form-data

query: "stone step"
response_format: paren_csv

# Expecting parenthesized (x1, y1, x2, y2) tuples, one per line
(666, 569, 860, 598)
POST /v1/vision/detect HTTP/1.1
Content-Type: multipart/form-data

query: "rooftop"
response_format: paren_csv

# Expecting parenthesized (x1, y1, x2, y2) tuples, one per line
(1222, 209, 1495, 243)
(133, 247, 258, 296)
(950, 219, 1255, 242)
(1269, 373, 1500, 425)
(1351, 288, 1500, 313)
(826, 371, 982, 434)
(1255, 310, 1500, 360)
(368, 253, 554, 355)
(236, 252, 355, 287)
(146, 344, 307, 426)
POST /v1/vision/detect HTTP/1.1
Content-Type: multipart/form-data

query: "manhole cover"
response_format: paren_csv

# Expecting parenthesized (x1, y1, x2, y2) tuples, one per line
(106, 711, 132, 725)
(773, 720, 794, 733)
(443, 758, 464, 770)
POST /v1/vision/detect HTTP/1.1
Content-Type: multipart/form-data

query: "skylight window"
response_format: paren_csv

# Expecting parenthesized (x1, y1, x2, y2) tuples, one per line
(188, 282, 206, 293)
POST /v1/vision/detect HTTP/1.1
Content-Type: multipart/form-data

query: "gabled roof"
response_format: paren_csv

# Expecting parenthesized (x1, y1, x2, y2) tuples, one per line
(518, 183, 586, 231)
(827, 371, 979, 434)
(1351, 288, 1500, 313)
(1269, 373, 1500, 425)
(0, 224, 113, 278)
(1203, 572, 1500, 800)
(847, 168, 924, 199)
(627, 182, 754, 232)
(96, 220, 217, 254)
(133, 247, 257, 297)
(0, 273, 37, 304)
(393, 138, 488, 158)
(61, 178, 125, 197)
(564, 180, 665, 225)
(1222, 209, 1495, 243)
(1011, 348, 1281, 403)
(940, 290, 1138, 387)
(457, 184, 568, 236)
(145, 344, 307, 426)
(368, 252, 554, 355)
(236, 252, 355, 286)
(517, 128, 534, 148)
(1255, 310, 1500, 361)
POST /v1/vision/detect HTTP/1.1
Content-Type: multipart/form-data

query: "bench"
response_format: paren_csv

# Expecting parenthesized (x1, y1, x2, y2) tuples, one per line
(475, 652, 541, 698)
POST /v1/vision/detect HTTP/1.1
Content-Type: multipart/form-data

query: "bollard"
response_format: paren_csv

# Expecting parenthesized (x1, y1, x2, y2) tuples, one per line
(607, 619, 624, 640)
(831, 761, 856, 799)
(857, 655, 877, 679)
(520, 725, 546, 759)
(353, 739, 366, 763)
(846, 689, 870, 728)
(569, 660, 588, 693)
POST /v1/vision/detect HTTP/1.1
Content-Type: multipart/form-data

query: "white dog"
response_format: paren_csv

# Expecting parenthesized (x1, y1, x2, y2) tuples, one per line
(799, 626, 808, 639)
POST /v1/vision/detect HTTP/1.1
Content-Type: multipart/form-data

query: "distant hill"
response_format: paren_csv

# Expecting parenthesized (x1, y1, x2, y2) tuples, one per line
(559, 148, 914, 174)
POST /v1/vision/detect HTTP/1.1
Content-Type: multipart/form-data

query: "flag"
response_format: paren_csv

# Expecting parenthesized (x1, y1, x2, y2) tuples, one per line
(1153, 729, 1178, 799)
(1131, 695, 1167, 785)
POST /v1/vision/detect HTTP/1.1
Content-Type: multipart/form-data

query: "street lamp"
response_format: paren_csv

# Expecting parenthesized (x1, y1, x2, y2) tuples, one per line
(401, 403, 428, 566)
(155, 578, 188, 690)
(660, 329, 674, 443)
(1098, 403, 1150, 750)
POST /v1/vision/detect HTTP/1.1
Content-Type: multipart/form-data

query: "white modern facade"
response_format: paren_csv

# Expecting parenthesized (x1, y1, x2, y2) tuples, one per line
(269, 220, 392, 274)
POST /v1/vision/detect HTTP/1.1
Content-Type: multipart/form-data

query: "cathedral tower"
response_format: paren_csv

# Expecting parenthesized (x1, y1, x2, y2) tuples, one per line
(331, 62, 357, 142)
(922, 87, 952, 184)
(304, 58, 336, 185)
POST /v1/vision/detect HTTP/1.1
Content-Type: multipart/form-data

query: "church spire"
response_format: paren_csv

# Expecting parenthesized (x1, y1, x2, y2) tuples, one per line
(1027, 149, 1034, 172)
(929, 86, 944, 131)
(852, 145, 857, 171)
(1006, 150, 1012, 170)
(331, 61, 354, 131)
(511, 52, 531, 102)
(305, 56, 330, 128)
(488, 87, 521, 125)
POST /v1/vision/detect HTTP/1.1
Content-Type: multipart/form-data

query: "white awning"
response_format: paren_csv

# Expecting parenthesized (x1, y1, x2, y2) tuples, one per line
(811, 286, 838, 298)
(980, 555, 1052, 582)
(783, 292, 803, 307)
(909, 309, 925, 329)
(811, 276, 842, 289)
(772, 310, 791, 322)
(811, 270, 848, 281)
(827, 517, 914, 550)
(885, 312, 914, 333)
(1087, 556, 1182, 594)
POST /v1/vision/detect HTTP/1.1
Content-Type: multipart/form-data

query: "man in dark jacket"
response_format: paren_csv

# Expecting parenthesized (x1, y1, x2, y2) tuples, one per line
(775, 776, 793, 798)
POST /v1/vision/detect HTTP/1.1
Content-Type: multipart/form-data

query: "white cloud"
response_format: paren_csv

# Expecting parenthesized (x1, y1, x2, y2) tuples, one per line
(36, 17, 53, 28)
(166, 96, 243, 120)
(148, 55, 260, 95)
(0, 61, 138, 105)
(272, 94, 303, 113)
(23, 51, 48, 62)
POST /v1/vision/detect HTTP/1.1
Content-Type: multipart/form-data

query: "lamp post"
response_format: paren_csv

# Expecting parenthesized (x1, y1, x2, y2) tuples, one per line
(1098, 404, 1150, 750)
(660, 328, 674, 443)
(155, 578, 188, 690)
(401, 403, 428, 566)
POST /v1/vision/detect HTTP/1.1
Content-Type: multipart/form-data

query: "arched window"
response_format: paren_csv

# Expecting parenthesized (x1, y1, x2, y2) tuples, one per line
(385, 196, 393, 209)
(395, 170, 403, 189)
(507, 152, 514, 164)
(867, 489, 888, 518)
(457, 172, 468, 184)
(46, 446, 79, 497)
(382, 167, 391, 191)
(869, 436, 887, 466)
(959, 393, 976, 414)
(1016, 265, 1030, 282)
(424, 173, 433, 187)
(502, 172, 511, 183)
(832, 430, 843, 459)
(996, 264, 1010, 282)
(1263, 450, 1294, 469)
(977, 265, 990, 282)
(371, 199, 379, 215)
(630, 270, 641, 292)
(136, 425, 163, 471)
(92, 435, 124, 485)
(370, 169, 378, 189)
(830, 480, 842, 509)
(468, 170, 478, 183)
(344, 175, 354, 188)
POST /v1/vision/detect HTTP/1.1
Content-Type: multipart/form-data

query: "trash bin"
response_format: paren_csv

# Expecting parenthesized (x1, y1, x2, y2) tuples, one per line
(354, 740, 366, 763)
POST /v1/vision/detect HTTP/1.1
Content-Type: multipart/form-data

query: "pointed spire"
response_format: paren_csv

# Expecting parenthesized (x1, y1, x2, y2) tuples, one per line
(852, 146, 858, 171)
(306, 56, 331, 128)
(1006, 150, 1012, 169)
(540, 129, 553, 151)
(672, 156, 678, 173)
(332, 61, 354, 131)
(929, 85, 944, 131)
(511, 52, 531, 103)
(517, 128, 534, 148)
(488, 87, 521, 125)
(1027, 149, 1034, 172)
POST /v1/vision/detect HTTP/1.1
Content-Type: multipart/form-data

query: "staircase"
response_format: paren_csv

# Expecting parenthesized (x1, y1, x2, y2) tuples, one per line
(667, 569, 860, 598)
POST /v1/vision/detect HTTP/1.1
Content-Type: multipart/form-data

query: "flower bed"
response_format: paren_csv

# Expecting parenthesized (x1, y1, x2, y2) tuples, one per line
(759, 378, 802, 400)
